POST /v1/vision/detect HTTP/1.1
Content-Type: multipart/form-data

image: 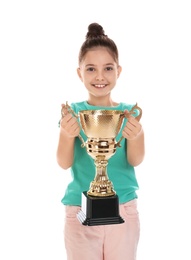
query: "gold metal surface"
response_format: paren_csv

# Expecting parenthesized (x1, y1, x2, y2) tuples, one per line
(62, 102, 142, 197)
(79, 110, 124, 138)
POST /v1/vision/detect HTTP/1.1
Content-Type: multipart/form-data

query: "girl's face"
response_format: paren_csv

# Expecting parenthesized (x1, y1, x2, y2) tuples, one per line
(77, 47, 122, 104)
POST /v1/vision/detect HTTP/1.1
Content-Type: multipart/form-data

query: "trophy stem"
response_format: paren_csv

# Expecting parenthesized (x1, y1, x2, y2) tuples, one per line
(87, 156, 116, 197)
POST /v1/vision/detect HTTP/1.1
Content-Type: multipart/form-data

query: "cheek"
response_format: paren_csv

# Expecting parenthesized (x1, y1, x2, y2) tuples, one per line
(82, 73, 93, 83)
(108, 74, 118, 82)
(106, 70, 118, 79)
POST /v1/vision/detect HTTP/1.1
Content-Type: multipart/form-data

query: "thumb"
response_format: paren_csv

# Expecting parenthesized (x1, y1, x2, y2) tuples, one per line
(124, 109, 131, 119)
(61, 104, 68, 117)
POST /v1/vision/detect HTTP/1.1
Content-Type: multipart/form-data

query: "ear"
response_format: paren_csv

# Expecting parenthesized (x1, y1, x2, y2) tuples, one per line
(117, 65, 122, 78)
(77, 67, 83, 82)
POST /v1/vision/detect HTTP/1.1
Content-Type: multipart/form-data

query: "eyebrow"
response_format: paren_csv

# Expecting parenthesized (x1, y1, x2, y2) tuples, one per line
(85, 63, 115, 67)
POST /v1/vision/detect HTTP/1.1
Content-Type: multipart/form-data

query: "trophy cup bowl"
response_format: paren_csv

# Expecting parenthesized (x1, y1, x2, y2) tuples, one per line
(79, 109, 125, 197)
(62, 103, 142, 226)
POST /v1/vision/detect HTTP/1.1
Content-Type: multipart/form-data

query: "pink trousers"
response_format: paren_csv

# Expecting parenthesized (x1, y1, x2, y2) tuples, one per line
(64, 199, 140, 260)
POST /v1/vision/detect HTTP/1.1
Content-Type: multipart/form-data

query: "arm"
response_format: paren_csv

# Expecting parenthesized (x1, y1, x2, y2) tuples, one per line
(122, 111, 145, 167)
(56, 106, 80, 170)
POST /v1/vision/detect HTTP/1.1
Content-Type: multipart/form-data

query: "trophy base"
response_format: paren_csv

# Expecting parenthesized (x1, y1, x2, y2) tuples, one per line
(77, 191, 124, 226)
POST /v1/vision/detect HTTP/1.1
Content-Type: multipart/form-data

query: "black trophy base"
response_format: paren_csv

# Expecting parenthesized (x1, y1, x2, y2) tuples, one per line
(77, 191, 124, 226)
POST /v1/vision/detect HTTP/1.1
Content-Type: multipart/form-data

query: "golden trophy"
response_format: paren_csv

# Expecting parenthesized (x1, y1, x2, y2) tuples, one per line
(62, 102, 142, 226)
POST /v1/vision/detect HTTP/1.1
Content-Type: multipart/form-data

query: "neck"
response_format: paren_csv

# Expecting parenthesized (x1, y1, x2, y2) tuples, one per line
(87, 96, 118, 107)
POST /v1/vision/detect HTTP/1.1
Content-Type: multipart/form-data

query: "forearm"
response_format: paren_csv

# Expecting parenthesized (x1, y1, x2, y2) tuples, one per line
(56, 129, 75, 170)
(127, 129, 145, 167)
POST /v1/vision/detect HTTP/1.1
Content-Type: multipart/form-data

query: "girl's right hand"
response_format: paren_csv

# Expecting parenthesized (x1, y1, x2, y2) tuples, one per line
(60, 104, 81, 138)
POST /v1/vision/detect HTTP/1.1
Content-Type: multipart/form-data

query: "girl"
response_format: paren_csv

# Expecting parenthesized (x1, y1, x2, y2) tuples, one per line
(57, 22, 145, 260)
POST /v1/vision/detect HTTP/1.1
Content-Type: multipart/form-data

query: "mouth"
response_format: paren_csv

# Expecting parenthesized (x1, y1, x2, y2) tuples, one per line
(92, 84, 107, 88)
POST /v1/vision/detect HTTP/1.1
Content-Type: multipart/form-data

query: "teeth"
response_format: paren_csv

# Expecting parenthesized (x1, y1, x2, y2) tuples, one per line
(94, 84, 106, 88)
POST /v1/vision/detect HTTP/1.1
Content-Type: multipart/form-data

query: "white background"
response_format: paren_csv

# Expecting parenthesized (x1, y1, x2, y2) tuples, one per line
(0, 0, 191, 259)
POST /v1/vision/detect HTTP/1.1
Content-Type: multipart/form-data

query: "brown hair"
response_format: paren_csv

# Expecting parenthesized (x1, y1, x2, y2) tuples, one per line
(78, 23, 119, 65)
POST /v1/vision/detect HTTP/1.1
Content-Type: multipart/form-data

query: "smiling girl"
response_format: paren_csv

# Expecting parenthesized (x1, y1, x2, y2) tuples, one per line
(56, 22, 145, 260)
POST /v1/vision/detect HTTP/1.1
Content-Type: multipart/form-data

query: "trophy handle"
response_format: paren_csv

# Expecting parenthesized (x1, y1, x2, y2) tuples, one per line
(61, 101, 86, 148)
(116, 103, 142, 147)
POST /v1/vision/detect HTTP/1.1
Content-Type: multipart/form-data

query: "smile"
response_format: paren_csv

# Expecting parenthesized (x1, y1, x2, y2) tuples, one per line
(93, 84, 107, 88)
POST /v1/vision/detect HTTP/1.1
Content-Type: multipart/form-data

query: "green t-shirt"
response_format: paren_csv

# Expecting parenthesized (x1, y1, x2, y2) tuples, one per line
(61, 101, 140, 206)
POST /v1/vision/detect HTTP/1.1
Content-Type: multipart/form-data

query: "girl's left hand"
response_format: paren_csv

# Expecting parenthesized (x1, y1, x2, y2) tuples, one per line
(122, 110, 142, 140)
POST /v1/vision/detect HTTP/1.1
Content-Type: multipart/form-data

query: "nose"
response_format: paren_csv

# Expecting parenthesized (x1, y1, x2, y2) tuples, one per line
(95, 71, 104, 81)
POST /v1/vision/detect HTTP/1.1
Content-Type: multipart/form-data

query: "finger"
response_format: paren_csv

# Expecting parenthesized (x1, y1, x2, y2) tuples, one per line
(122, 128, 136, 140)
(123, 118, 138, 133)
(70, 123, 80, 135)
(62, 119, 80, 137)
(60, 113, 73, 127)
(128, 116, 139, 126)
(130, 121, 142, 134)
(124, 109, 130, 118)
(128, 116, 142, 129)
(61, 105, 69, 117)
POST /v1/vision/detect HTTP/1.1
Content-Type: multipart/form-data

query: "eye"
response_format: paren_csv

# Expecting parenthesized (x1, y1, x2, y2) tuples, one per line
(87, 67, 95, 72)
(105, 66, 113, 71)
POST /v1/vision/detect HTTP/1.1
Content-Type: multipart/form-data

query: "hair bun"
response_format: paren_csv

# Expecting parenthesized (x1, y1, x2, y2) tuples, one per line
(86, 23, 106, 39)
